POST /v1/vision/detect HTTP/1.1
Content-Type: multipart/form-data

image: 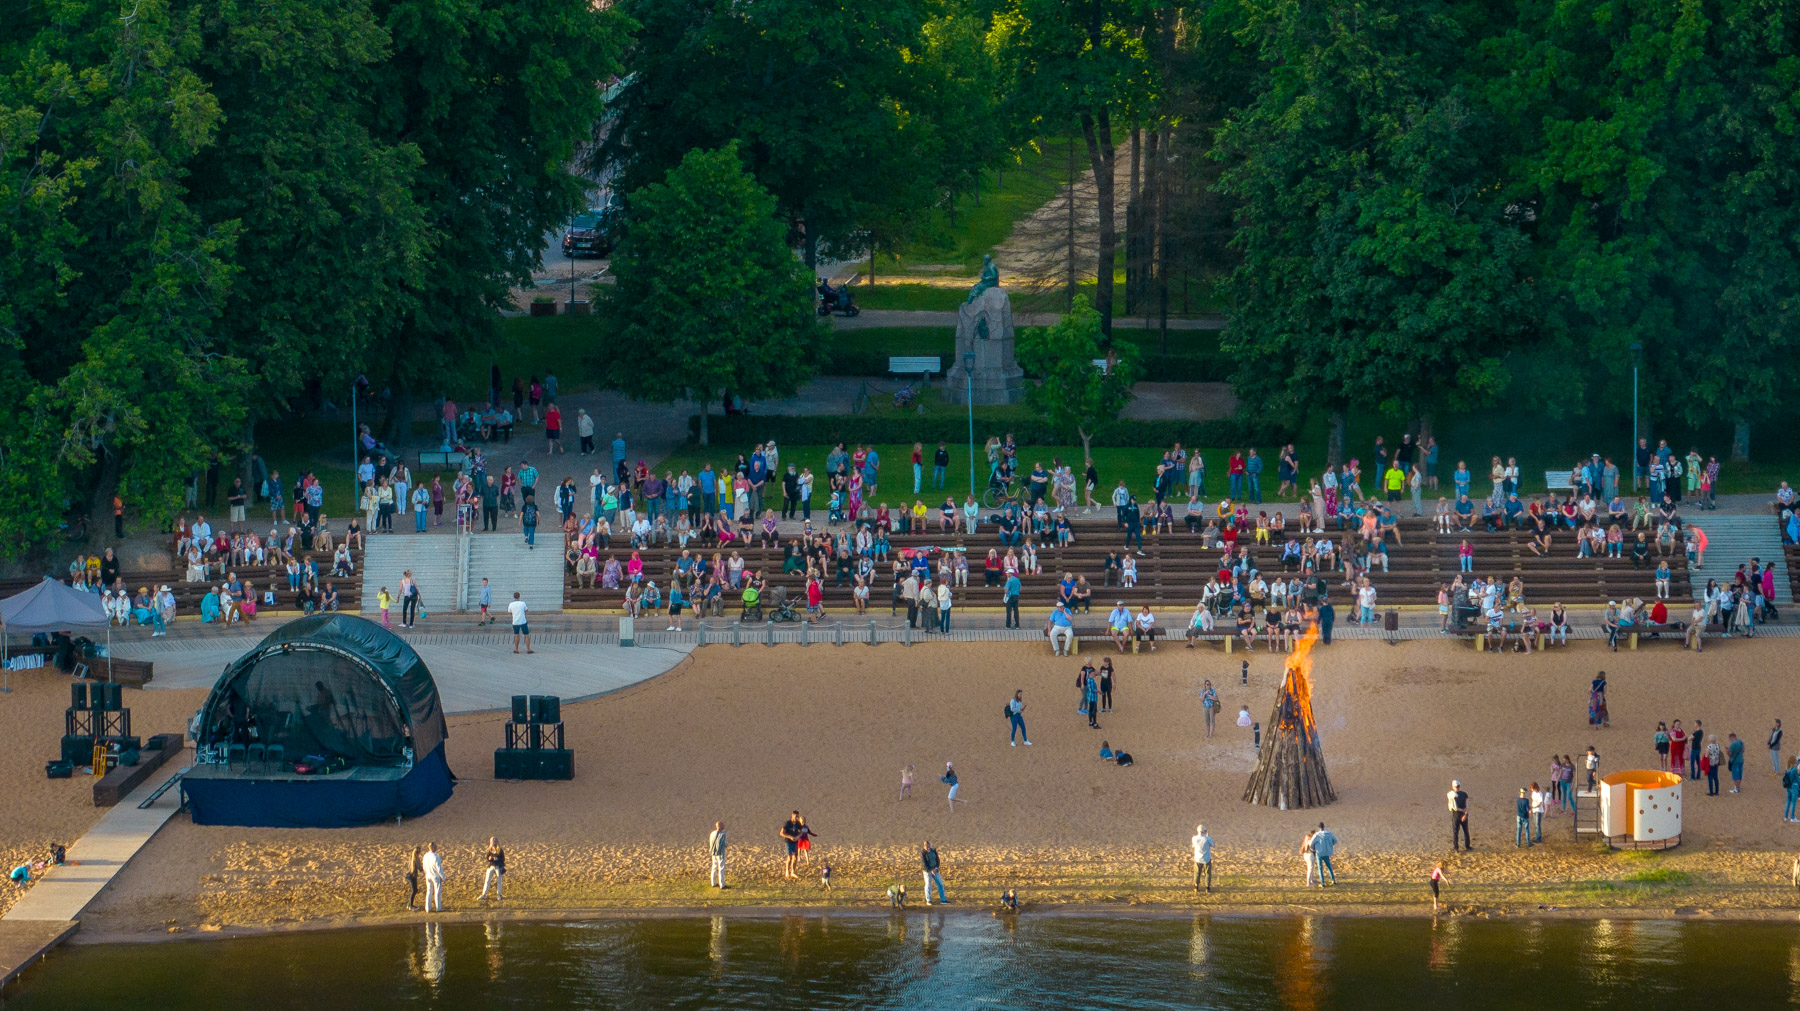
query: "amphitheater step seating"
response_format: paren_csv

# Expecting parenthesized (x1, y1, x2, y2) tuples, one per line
(561, 515, 1693, 611)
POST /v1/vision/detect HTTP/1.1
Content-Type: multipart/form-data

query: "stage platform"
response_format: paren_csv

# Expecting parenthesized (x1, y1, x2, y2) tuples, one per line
(182, 744, 454, 828)
(183, 761, 409, 784)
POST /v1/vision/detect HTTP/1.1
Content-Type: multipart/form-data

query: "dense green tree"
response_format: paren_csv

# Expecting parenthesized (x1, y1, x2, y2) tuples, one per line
(600, 0, 926, 270)
(600, 146, 826, 446)
(1015, 295, 1143, 460)
(991, 0, 1167, 338)
(363, 0, 626, 440)
(1215, 0, 1534, 465)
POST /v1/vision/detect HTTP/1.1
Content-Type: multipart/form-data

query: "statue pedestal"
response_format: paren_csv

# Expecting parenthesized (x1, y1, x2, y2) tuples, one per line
(946, 287, 1025, 406)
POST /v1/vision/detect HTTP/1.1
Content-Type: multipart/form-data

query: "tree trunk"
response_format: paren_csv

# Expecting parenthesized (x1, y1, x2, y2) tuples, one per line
(1081, 109, 1117, 341)
(1126, 127, 1140, 316)
(1079, 427, 1093, 467)
(1155, 126, 1169, 355)
(381, 375, 411, 450)
(1327, 409, 1347, 470)
(804, 221, 818, 273)
(946, 188, 956, 229)
(84, 446, 123, 552)
(698, 394, 711, 448)
(868, 237, 876, 288)
(238, 420, 256, 498)
(1066, 136, 1077, 312)
(1731, 421, 1750, 463)
(1418, 412, 1434, 448)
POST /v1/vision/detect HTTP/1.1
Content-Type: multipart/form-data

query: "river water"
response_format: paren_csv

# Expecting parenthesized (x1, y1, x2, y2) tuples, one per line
(6, 914, 1800, 1008)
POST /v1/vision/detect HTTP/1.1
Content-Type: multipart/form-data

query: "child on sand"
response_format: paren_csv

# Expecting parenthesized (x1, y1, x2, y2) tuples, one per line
(900, 765, 914, 801)
(1430, 863, 1447, 912)
(943, 762, 966, 813)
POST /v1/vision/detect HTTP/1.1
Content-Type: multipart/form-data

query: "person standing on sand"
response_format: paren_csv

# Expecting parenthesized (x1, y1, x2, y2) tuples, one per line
(1690, 720, 1706, 780)
(1529, 784, 1545, 843)
(1430, 863, 1447, 913)
(406, 845, 423, 910)
(1728, 733, 1745, 793)
(921, 841, 947, 905)
(780, 812, 802, 879)
(509, 592, 533, 654)
(1772, 721, 1785, 776)
(1313, 823, 1338, 885)
(1083, 670, 1101, 730)
(421, 842, 445, 913)
(479, 837, 506, 901)
(1099, 658, 1116, 713)
(1703, 736, 1724, 796)
(1784, 759, 1800, 823)
(1007, 690, 1032, 747)
(1515, 788, 1532, 847)
(943, 761, 967, 812)
(1301, 828, 1320, 886)
(1192, 824, 1213, 893)
(1448, 780, 1471, 851)
(709, 821, 729, 888)
(900, 764, 914, 800)
(1670, 721, 1688, 776)
(1201, 680, 1219, 738)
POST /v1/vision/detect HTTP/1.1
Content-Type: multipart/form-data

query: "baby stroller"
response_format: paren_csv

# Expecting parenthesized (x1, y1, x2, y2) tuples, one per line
(767, 586, 802, 624)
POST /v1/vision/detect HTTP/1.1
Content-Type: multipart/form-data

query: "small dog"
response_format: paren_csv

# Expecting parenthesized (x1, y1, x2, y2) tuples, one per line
(887, 884, 907, 908)
(821, 865, 833, 890)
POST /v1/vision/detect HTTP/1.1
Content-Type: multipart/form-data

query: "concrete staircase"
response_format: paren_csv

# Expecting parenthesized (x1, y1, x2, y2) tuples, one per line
(359, 535, 465, 616)
(1689, 514, 1792, 601)
(468, 534, 564, 613)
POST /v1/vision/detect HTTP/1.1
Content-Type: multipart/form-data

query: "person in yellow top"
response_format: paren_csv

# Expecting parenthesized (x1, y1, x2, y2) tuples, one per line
(911, 499, 929, 528)
(1384, 465, 1406, 503)
(378, 587, 394, 628)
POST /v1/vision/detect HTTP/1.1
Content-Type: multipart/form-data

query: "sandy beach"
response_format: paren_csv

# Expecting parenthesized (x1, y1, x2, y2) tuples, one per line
(9, 638, 1800, 937)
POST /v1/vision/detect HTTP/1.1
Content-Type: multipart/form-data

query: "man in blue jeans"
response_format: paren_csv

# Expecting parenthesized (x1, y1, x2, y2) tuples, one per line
(1246, 449, 1264, 503)
(1311, 822, 1338, 885)
(1007, 691, 1032, 746)
(1514, 788, 1532, 847)
(933, 444, 949, 489)
(921, 841, 947, 904)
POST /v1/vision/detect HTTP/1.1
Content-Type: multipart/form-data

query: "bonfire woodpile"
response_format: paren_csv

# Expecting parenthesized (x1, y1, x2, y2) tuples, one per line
(1243, 624, 1337, 810)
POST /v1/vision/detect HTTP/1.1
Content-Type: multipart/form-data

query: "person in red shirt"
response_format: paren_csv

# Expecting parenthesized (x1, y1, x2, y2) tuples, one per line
(1228, 451, 1247, 500)
(1650, 598, 1669, 629)
(543, 404, 564, 454)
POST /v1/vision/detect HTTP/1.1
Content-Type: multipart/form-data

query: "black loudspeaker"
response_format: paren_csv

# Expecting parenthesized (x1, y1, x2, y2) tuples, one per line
(45, 760, 73, 779)
(70, 682, 88, 710)
(512, 695, 530, 724)
(494, 748, 530, 779)
(529, 695, 561, 725)
(535, 749, 574, 780)
(61, 734, 94, 766)
(96, 683, 122, 711)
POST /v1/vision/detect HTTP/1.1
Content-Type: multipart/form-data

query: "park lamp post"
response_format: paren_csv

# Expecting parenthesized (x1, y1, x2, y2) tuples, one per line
(1629, 342, 1642, 479)
(964, 352, 976, 495)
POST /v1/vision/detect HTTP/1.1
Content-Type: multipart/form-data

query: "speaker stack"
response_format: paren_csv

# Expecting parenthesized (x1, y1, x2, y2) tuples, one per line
(50, 680, 139, 776)
(494, 695, 573, 780)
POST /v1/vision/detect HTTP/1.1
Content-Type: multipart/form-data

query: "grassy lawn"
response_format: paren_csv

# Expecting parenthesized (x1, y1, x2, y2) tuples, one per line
(879, 141, 1075, 275)
(464, 315, 612, 397)
(649, 441, 1231, 507)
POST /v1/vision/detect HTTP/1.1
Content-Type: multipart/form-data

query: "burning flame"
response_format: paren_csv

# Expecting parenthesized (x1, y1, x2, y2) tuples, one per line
(1278, 623, 1321, 734)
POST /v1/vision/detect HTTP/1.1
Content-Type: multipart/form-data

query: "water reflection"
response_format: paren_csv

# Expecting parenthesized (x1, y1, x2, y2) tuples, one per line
(12, 915, 1800, 1009)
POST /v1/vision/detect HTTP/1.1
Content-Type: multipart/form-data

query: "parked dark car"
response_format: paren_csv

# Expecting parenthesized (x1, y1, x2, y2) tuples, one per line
(562, 208, 619, 258)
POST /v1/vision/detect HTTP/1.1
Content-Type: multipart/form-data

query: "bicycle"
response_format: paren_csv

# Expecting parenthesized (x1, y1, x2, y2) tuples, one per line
(981, 480, 1020, 511)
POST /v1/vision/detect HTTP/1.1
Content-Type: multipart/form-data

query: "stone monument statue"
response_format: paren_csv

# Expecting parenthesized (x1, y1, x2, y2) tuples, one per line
(947, 256, 1024, 405)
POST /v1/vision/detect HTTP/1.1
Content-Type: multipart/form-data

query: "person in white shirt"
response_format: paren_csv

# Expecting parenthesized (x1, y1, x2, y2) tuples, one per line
(1529, 784, 1545, 843)
(1134, 604, 1158, 651)
(935, 581, 953, 633)
(708, 821, 728, 888)
(421, 841, 446, 912)
(508, 592, 532, 654)
(1237, 706, 1252, 728)
(1357, 582, 1378, 624)
(1186, 601, 1215, 645)
(1192, 824, 1213, 892)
